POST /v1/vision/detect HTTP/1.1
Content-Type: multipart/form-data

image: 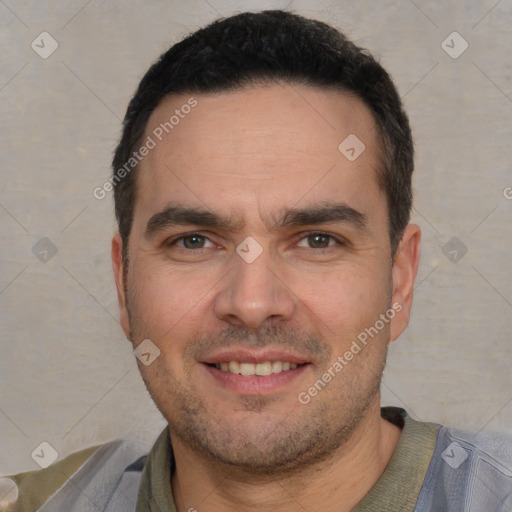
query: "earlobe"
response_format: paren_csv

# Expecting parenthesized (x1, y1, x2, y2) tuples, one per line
(390, 224, 421, 342)
(111, 233, 131, 340)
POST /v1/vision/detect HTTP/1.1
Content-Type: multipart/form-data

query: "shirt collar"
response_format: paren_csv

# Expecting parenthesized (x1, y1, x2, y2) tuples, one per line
(353, 407, 441, 511)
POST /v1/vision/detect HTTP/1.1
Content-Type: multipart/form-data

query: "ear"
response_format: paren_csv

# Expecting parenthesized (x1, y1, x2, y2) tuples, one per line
(112, 232, 131, 341)
(389, 224, 421, 342)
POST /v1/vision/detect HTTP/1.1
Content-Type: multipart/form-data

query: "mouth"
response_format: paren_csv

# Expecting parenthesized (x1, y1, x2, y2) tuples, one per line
(200, 347, 313, 394)
(200, 350, 312, 394)
(206, 360, 304, 376)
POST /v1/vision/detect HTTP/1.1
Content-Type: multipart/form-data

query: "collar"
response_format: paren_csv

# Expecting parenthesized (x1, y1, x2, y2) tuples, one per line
(353, 407, 441, 511)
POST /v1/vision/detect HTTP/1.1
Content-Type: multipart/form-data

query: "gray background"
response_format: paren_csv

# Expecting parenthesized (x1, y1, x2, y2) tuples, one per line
(1, 0, 511, 475)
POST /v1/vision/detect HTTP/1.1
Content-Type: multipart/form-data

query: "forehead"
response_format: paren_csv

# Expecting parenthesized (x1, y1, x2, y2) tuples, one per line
(134, 83, 385, 225)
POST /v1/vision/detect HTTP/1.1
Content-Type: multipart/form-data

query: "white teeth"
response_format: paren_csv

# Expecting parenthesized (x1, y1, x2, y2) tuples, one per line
(240, 363, 254, 376)
(271, 361, 283, 373)
(214, 360, 301, 376)
(255, 362, 272, 376)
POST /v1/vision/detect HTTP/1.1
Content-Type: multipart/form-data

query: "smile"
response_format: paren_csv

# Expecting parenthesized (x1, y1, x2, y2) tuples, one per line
(212, 361, 300, 376)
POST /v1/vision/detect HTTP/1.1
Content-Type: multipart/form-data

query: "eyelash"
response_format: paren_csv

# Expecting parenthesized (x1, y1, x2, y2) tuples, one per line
(165, 231, 345, 250)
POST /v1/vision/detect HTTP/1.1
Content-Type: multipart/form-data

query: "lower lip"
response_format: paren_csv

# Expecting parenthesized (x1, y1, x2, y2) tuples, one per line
(202, 363, 310, 394)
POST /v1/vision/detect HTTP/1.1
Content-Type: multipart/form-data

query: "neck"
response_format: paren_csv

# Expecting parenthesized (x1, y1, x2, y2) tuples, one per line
(170, 401, 403, 512)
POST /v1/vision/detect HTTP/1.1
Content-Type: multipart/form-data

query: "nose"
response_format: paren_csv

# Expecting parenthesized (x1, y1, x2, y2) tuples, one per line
(212, 245, 296, 330)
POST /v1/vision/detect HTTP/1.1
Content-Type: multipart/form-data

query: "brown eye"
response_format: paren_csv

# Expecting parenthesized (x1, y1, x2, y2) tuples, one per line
(307, 234, 330, 248)
(296, 233, 339, 249)
(181, 235, 207, 249)
(166, 233, 215, 249)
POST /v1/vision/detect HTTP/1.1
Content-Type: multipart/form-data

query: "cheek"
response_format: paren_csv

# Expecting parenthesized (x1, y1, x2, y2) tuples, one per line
(128, 260, 215, 342)
(294, 265, 389, 339)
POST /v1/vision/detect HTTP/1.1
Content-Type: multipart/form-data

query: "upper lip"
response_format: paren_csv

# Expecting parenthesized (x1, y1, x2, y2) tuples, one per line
(201, 348, 310, 365)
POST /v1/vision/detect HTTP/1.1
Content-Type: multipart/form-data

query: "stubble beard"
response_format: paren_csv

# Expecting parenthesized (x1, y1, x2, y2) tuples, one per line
(162, 358, 385, 478)
(126, 295, 388, 477)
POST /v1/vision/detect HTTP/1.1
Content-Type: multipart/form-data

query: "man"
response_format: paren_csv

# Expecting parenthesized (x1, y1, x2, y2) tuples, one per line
(3, 9, 511, 512)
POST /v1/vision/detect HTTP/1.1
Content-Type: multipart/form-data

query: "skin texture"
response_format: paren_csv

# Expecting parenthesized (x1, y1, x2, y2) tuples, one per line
(112, 82, 421, 512)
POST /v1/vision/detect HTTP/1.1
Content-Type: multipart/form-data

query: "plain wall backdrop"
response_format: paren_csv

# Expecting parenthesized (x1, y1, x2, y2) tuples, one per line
(1, 0, 511, 475)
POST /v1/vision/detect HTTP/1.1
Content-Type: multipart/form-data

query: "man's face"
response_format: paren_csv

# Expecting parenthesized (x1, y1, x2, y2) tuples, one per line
(113, 83, 417, 472)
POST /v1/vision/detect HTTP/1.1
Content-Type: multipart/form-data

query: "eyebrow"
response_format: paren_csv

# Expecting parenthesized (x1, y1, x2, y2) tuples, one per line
(279, 203, 367, 230)
(144, 202, 368, 238)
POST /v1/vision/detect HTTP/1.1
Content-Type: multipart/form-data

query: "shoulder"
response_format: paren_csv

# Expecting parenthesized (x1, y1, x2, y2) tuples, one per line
(1, 437, 149, 512)
(2, 442, 105, 511)
(441, 425, 512, 480)
(447, 425, 512, 465)
(416, 424, 512, 511)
